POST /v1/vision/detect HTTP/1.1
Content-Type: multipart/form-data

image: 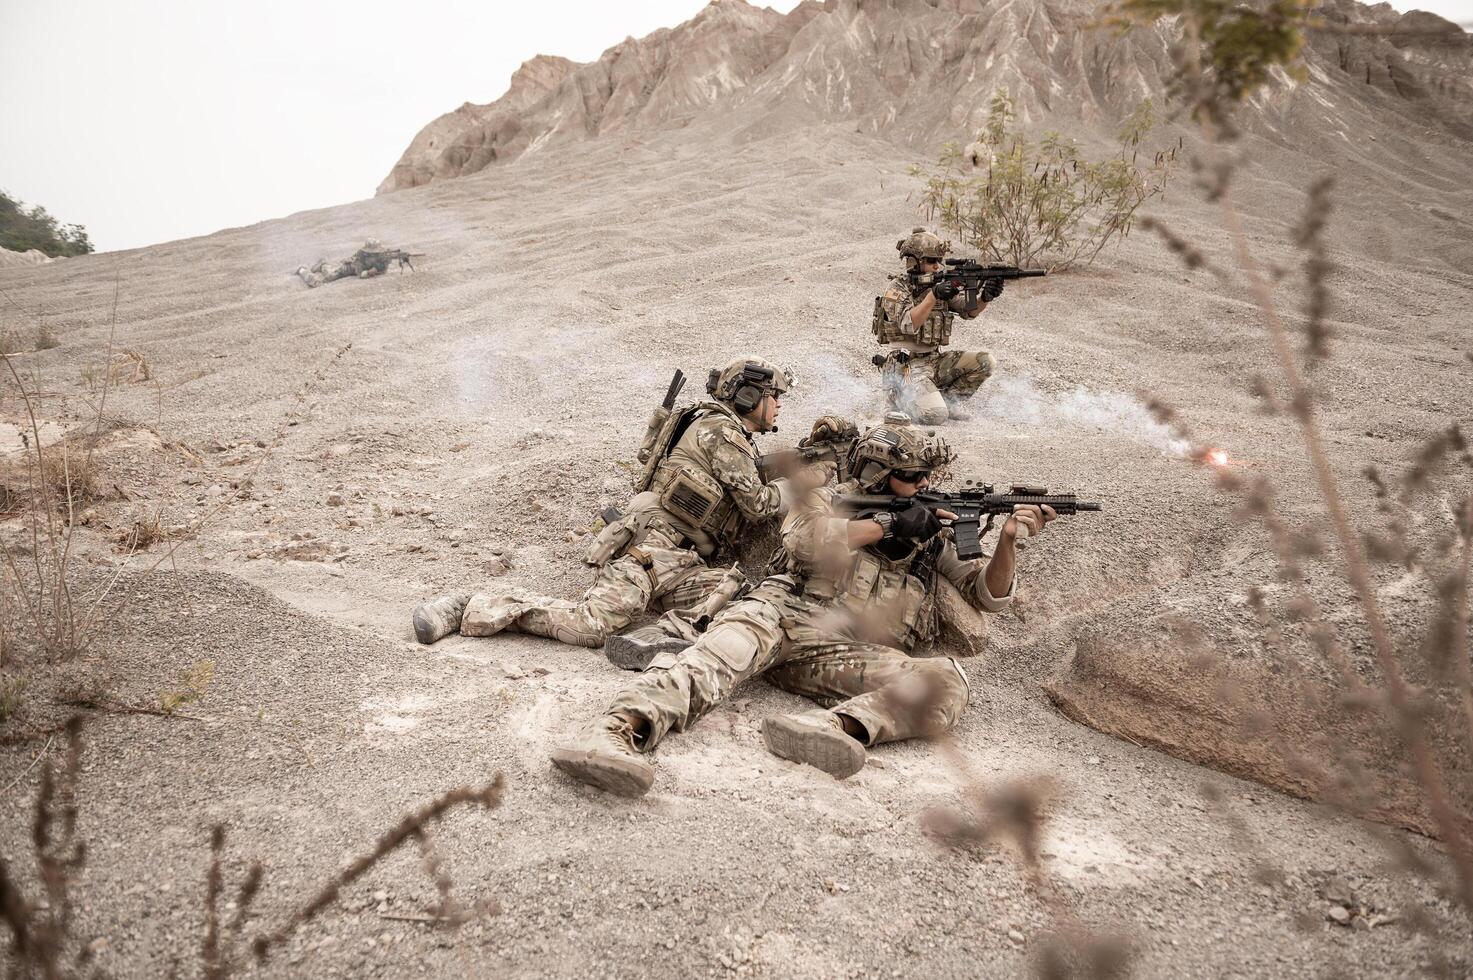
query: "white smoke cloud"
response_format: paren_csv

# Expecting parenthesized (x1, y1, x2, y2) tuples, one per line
(976, 374, 1190, 456)
(789, 351, 888, 425)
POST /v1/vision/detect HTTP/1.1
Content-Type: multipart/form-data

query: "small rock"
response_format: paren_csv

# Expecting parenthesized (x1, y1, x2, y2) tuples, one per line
(1085, 756, 1101, 765)
(1007, 929, 1025, 944)
(1327, 905, 1351, 925)
(1321, 876, 1354, 905)
(503, 665, 526, 680)
(482, 556, 511, 577)
(1351, 916, 1371, 932)
(326, 493, 345, 506)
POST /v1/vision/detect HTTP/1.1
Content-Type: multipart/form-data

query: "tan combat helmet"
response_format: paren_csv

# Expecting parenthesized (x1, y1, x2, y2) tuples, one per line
(361, 238, 386, 253)
(705, 356, 794, 417)
(848, 412, 955, 491)
(896, 227, 949, 270)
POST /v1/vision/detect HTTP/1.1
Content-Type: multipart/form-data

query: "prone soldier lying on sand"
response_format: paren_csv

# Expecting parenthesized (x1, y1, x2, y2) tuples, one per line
(409, 357, 831, 663)
(549, 413, 1062, 797)
(295, 239, 421, 288)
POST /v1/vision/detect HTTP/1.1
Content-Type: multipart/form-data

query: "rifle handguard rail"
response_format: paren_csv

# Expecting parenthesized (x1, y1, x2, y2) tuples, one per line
(834, 481, 1102, 560)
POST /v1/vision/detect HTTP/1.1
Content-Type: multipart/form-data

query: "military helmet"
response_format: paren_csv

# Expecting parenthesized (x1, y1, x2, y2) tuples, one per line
(706, 356, 794, 416)
(896, 227, 949, 267)
(361, 238, 386, 252)
(848, 412, 955, 491)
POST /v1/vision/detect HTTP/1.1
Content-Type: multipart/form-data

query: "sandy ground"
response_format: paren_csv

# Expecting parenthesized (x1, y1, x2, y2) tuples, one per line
(2, 119, 1471, 977)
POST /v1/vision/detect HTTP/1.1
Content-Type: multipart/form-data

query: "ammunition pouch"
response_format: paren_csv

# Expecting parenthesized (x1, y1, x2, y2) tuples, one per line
(873, 286, 954, 347)
(583, 512, 645, 567)
(870, 295, 888, 341)
(830, 549, 934, 649)
(653, 465, 742, 547)
(917, 307, 953, 347)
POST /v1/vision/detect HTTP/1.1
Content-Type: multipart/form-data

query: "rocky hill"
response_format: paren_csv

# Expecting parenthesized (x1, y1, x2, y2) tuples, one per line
(378, 0, 1471, 194)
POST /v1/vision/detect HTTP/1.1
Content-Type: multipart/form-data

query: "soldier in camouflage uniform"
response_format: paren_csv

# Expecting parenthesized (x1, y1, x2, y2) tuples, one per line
(295, 239, 395, 288)
(409, 356, 830, 658)
(872, 227, 1005, 424)
(550, 413, 1056, 797)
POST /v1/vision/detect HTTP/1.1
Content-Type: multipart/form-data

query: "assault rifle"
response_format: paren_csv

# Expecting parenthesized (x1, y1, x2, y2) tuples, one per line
(756, 443, 842, 481)
(834, 480, 1101, 561)
(909, 259, 1047, 307)
(364, 249, 425, 271)
(756, 419, 859, 481)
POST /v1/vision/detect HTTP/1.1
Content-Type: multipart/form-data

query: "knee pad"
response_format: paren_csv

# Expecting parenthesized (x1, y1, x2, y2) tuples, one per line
(698, 621, 763, 672)
(913, 389, 949, 425)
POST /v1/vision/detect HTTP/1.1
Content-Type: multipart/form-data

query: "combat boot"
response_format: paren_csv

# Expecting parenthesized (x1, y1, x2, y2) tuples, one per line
(604, 625, 692, 671)
(762, 709, 866, 780)
(411, 594, 470, 645)
(550, 714, 655, 797)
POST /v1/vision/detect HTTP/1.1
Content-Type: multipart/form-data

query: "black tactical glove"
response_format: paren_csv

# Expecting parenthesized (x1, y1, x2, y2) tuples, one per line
(932, 280, 958, 302)
(891, 501, 942, 543)
(980, 277, 1005, 302)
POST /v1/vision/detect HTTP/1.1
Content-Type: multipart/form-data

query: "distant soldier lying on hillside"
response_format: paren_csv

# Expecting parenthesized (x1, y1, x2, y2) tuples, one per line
(294, 239, 421, 287)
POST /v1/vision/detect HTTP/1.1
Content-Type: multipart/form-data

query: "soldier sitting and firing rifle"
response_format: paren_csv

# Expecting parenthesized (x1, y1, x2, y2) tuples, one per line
(550, 413, 1084, 797)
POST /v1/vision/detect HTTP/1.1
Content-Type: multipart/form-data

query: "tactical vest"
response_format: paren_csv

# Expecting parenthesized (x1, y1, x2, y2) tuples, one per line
(802, 536, 941, 650)
(643, 406, 748, 552)
(872, 278, 954, 348)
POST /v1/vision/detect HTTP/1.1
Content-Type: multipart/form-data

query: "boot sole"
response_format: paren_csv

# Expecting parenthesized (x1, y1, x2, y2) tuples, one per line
(762, 716, 866, 780)
(411, 608, 448, 645)
(412, 599, 466, 645)
(550, 746, 654, 798)
(603, 636, 690, 671)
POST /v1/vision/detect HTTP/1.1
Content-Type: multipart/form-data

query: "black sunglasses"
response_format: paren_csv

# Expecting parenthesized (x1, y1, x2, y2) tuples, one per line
(893, 469, 930, 484)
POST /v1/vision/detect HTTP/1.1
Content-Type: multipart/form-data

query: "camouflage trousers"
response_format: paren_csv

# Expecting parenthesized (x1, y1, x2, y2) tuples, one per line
(461, 527, 735, 649)
(888, 349, 996, 424)
(607, 577, 970, 748)
(295, 260, 381, 288)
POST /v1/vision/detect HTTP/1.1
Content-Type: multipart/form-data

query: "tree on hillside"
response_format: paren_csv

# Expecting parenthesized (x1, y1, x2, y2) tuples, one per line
(0, 190, 93, 258)
(911, 93, 1178, 272)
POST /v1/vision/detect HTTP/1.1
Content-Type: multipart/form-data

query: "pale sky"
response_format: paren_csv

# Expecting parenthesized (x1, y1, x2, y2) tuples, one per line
(1, 0, 1466, 253)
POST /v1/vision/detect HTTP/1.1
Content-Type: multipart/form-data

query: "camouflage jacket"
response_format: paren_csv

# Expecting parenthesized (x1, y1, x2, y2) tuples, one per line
(349, 248, 391, 275)
(642, 400, 792, 553)
(872, 274, 976, 351)
(778, 481, 1014, 649)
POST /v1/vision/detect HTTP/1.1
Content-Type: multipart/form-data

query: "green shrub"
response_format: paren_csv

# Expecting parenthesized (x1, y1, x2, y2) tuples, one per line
(0, 190, 93, 258)
(910, 92, 1178, 272)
